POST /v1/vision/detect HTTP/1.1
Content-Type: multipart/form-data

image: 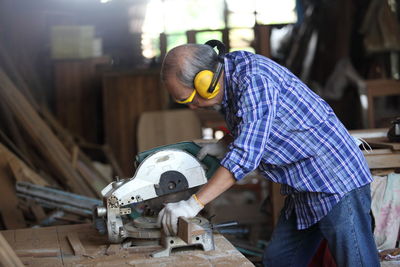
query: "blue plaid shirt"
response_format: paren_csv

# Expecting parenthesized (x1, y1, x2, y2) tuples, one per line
(220, 51, 372, 229)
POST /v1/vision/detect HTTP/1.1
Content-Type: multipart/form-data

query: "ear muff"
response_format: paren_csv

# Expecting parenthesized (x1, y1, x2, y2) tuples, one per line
(193, 40, 225, 100)
(194, 70, 220, 99)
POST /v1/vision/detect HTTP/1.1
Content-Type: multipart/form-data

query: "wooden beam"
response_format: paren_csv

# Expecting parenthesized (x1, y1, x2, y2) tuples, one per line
(66, 233, 87, 257)
(0, 143, 49, 186)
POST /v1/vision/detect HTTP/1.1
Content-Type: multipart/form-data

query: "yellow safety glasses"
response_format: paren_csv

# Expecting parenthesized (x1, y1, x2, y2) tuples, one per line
(175, 89, 197, 104)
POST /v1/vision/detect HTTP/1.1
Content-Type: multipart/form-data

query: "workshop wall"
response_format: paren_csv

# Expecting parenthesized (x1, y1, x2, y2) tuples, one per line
(0, 0, 149, 107)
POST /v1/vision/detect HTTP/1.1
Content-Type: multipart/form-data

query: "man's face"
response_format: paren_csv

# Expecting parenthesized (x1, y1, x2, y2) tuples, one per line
(164, 75, 222, 110)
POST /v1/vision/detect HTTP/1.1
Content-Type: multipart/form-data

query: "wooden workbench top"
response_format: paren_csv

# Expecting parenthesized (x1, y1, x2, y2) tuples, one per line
(1, 223, 255, 266)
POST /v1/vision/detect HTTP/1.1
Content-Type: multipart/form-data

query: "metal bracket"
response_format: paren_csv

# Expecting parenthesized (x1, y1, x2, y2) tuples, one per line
(151, 217, 214, 258)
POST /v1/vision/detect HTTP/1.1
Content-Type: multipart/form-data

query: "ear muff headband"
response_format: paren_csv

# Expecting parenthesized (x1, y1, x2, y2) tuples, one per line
(194, 40, 226, 100)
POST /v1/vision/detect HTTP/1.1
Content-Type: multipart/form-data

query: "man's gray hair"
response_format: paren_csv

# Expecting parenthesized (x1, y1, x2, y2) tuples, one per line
(161, 44, 219, 88)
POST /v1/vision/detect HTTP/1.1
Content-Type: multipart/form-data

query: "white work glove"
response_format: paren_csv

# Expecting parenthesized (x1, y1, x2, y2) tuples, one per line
(197, 141, 228, 160)
(157, 195, 203, 236)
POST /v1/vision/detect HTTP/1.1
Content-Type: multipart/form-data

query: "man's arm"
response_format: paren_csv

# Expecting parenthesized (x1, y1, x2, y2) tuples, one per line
(196, 165, 236, 205)
(157, 166, 236, 236)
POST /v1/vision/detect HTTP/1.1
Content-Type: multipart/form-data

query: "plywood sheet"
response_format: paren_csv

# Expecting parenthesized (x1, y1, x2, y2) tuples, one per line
(137, 109, 202, 152)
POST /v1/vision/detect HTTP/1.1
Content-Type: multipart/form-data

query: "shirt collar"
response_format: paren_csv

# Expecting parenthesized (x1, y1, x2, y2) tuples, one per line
(221, 56, 230, 111)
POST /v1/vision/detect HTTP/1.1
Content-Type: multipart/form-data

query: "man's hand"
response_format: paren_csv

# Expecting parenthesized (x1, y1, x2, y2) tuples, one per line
(157, 195, 203, 236)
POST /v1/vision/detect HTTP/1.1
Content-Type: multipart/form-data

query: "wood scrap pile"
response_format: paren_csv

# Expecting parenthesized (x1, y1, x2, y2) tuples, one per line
(0, 44, 118, 230)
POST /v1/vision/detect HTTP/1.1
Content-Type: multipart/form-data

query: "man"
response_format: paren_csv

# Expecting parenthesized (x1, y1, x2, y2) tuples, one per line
(157, 41, 380, 266)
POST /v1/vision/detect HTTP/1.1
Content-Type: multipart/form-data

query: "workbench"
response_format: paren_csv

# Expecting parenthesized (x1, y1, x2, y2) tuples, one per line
(1, 223, 255, 266)
(349, 128, 400, 171)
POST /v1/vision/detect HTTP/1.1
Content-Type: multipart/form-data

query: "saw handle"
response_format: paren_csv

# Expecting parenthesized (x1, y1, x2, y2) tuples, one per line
(135, 141, 220, 179)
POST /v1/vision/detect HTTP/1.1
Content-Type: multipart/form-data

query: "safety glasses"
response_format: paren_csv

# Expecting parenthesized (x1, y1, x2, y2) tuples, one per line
(175, 89, 197, 104)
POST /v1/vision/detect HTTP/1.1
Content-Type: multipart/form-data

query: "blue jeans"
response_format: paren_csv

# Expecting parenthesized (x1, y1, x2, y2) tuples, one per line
(263, 184, 380, 267)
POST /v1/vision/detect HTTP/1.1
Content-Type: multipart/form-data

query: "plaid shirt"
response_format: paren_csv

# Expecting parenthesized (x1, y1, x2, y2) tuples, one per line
(220, 51, 372, 229)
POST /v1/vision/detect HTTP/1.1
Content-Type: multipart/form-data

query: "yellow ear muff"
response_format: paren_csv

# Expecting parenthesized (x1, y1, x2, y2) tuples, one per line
(194, 70, 220, 100)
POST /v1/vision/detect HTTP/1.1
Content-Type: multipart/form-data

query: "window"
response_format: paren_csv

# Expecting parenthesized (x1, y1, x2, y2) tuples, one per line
(142, 0, 297, 60)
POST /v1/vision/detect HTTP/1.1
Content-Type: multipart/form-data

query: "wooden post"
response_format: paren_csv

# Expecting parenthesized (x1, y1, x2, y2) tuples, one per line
(254, 24, 271, 58)
(187, 30, 196, 43)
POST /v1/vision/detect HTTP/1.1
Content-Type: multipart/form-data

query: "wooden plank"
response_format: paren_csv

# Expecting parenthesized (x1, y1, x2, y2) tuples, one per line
(71, 146, 79, 169)
(30, 204, 47, 223)
(363, 148, 393, 155)
(0, 129, 33, 169)
(40, 107, 111, 188)
(365, 152, 400, 169)
(0, 150, 26, 229)
(76, 160, 105, 198)
(178, 217, 192, 244)
(0, 233, 24, 267)
(367, 138, 400, 151)
(0, 143, 49, 186)
(5, 226, 64, 266)
(15, 249, 59, 258)
(14, 227, 59, 252)
(371, 168, 398, 176)
(8, 158, 49, 186)
(0, 95, 34, 168)
(66, 233, 87, 256)
(39, 107, 76, 148)
(349, 128, 388, 139)
(56, 223, 107, 264)
(365, 80, 400, 128)
(177, 217, 205, 244)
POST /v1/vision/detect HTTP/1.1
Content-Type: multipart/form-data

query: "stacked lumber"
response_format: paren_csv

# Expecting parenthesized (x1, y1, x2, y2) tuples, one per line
(0, 44, 116, 230)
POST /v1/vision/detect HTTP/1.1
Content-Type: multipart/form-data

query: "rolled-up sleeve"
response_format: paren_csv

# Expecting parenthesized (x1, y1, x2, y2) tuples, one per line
(221, 74, 278, 180)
